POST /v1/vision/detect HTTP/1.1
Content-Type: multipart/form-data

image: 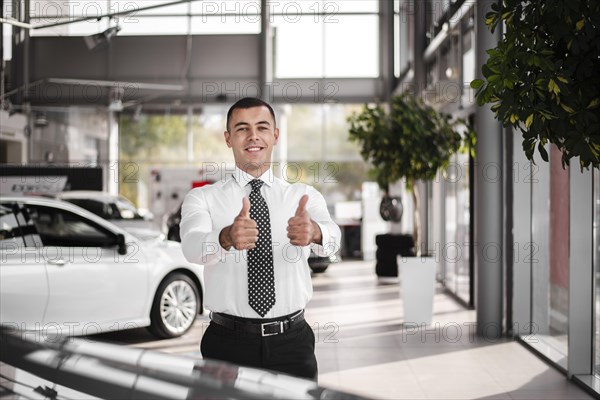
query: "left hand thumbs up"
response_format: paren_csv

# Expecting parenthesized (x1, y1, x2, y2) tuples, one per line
(287, 195, 314, 247)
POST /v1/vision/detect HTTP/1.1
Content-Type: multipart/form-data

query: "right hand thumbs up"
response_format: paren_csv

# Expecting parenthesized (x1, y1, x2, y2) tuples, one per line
(221, 197, 258, 250)
(239, 197, 251, 218)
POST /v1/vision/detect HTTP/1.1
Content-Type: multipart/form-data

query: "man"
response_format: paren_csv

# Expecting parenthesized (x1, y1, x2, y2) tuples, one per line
(180, 97, 340, 380)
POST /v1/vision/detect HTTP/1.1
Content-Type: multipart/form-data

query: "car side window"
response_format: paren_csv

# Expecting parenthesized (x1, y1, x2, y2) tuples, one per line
(26, 205, 114, 247)
(0, 202, 42, 247)
(65, 199, 111, 219)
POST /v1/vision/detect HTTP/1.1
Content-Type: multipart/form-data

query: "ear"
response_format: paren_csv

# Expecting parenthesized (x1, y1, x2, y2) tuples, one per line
(224, 130, 232, 148)
(273, 127, 280, 145)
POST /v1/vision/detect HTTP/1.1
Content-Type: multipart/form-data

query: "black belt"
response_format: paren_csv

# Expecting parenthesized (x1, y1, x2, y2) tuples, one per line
(209, 310, 305, 337)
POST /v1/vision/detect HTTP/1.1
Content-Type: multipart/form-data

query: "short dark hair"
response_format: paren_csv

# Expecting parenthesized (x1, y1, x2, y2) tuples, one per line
(226, 97, 276, 132)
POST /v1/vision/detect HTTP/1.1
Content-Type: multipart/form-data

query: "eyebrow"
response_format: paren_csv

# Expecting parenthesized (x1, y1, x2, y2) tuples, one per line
(233, 120, 271, 129)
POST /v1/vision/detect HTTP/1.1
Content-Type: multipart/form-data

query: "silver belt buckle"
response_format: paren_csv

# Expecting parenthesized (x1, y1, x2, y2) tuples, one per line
(261, 321, 283, 336)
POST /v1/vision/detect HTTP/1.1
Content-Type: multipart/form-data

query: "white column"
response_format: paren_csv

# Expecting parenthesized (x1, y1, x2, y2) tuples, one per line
(107, 111, 119, 195)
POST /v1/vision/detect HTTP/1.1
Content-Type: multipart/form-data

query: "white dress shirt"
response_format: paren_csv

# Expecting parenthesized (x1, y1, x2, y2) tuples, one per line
(180, 167, 341, 318)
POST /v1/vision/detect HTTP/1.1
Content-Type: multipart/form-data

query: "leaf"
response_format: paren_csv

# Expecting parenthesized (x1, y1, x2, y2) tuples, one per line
(470, 79, 484, 89)
(547, 79, 560, 95)
(587, 98, 600, 110)
(525, 114, 534, 129)
(576, 18, 586, 31)
(560, 103, 575, 113)
(538, 142, 549, 162)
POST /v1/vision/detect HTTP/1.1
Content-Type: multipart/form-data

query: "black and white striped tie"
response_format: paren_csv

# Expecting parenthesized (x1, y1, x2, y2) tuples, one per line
(247, 179, 275, 317)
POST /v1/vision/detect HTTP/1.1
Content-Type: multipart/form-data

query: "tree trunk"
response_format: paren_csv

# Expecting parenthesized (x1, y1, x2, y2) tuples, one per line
(410, 179, 421, 257)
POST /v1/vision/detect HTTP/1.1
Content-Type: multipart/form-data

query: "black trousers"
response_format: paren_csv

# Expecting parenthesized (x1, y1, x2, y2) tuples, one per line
(201, 317, 318, 380)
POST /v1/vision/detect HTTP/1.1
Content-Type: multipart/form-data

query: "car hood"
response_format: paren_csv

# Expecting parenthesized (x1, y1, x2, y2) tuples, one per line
(0, 326, 367, 400)
(124, 226, 166, 242)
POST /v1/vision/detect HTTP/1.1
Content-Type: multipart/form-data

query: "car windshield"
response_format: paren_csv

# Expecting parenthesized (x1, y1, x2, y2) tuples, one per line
(114, 196, 143, 220)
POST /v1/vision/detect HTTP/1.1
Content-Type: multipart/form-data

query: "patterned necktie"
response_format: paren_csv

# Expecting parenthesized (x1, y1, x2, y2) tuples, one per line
(247, 179, 276, 317)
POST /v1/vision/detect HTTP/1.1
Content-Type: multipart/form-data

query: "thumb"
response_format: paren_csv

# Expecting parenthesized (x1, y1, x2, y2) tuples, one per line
(240, 197, 250, 218)
(295, 194, 309, 217)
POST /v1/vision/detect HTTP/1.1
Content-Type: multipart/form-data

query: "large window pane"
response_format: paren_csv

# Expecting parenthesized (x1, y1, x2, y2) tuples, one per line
(530, 145, 569, 368)
(272, 0, 377, 14)
(3, 23, 12, 61)
(119, 16, 190, 35)
(30, 19, 107, 36)
(191, 0, 260, 15)
(274, 14, 378, 78)
(273, 16, 324, 78)
(286, 104, 324, 160)
(190, 15, 260, 34)
(324, 15, 378, 78)
(443, 151, 471, 304)
(114, 0, 190, 15)
(594, 169, 600, 376)
(30, 0, 109, 19)
(192, 105, 232, 163)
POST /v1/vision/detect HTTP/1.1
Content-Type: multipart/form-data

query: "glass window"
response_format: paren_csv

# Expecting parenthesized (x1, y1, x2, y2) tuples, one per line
(529, 145, 569, 369)
(115, 0, 190, 15)
(594, 169, 600, 376)
(3, 23, 11, 61)
(285, 103, 368, 204)
(273, 14, 378, 78)
(0, 203, 41, 247)
(27, 205, 112, 247)
(190, 15, 260, 34)
(271, 0, 377, 14)
(287, 103, 364, 162)
(193, 105, 232, 163)
(273, 16, 324, 78)
(191, 0, 260, 15)
(441, 151, 471, 304)
(324, 15, 378, 78)
(30, 19, 109, 36)
(119, 16, 190, 35)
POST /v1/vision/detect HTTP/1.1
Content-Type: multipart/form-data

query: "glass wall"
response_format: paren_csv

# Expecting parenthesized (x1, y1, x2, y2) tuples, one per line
(524, 145, 570, 369)
(272, 1, 378, 78)
(595, 169, 600, 376)
(442, 150, 472, 305)
(29, 0, 260, 36)
(118, 103, 369, 221)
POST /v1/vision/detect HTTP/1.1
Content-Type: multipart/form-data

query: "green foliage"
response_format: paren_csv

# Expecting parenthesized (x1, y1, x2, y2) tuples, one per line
(347, 93, 474, 191)
(120, 114, 187, 159)
(471, 0, 600, 169)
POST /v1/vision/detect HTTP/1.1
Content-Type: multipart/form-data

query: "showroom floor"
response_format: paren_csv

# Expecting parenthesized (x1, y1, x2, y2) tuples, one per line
(107, 259, 594, 399)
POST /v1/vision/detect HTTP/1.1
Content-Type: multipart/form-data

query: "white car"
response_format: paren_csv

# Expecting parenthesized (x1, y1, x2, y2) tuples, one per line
(0, 196, 203, 339)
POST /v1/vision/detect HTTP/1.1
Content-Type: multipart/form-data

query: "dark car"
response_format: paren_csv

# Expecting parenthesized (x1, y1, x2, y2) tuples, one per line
(0, 326, 366, 400)
(166, 202, 340, 273)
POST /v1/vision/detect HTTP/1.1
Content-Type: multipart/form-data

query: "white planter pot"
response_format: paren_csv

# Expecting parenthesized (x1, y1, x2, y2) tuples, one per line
(398, 256, 436, 326)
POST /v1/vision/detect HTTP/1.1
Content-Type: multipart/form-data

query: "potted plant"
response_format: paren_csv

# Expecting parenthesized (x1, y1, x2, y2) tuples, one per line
(470, 0, 600, 170)
(348, 92, 474, 325)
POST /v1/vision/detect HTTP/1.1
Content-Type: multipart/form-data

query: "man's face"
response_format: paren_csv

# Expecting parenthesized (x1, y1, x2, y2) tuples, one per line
(224, 106, 279, 176)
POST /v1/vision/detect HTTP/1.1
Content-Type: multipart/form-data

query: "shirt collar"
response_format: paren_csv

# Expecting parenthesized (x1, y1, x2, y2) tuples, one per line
(233, 166, 274, 188)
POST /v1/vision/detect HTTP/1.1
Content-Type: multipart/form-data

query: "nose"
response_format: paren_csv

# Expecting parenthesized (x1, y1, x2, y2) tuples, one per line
(247, 127, 259, 140)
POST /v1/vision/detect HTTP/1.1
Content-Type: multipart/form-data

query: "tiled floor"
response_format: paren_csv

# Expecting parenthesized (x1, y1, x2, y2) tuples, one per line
(103, 259, 595, 399)
(307, 260, 593, 400)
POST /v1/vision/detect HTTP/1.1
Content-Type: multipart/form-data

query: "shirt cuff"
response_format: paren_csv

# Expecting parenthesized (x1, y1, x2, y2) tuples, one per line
(310, 222, 337, 257)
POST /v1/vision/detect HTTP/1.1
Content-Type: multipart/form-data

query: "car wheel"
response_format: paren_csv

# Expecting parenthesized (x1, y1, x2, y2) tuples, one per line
(149, 273, 200, 338)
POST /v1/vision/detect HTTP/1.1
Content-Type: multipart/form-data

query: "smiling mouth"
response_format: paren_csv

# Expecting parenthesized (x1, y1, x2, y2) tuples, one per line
(245, 146, 264, 152)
